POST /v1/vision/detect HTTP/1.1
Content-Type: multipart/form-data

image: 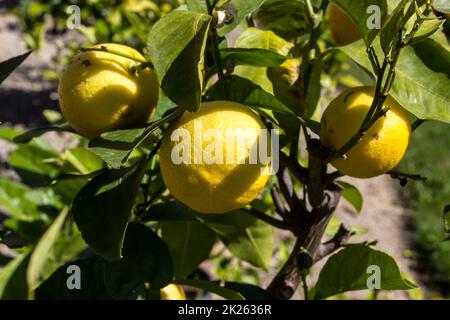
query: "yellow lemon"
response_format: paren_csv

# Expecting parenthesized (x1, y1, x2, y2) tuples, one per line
(160, 284, 186, 300)
(159, 101, 272, 214)
(58, 43, 159, 138)
(320, 87, 411, 178)
(328, 3, 362, 46)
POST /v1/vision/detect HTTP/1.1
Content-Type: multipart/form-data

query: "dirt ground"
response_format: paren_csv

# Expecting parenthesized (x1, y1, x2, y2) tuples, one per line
(0, 9, 425, 299)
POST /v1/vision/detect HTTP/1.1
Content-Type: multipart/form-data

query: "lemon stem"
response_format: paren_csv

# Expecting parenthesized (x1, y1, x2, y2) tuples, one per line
(326, 2, 433, 163)
(206, 0, 226, 86)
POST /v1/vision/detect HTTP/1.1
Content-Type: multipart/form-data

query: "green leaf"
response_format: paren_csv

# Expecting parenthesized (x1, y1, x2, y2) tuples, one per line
(433, 0, 450, 14)
(27, 208, 87, 292)
(409, 19, 445, 45)
(208, 75, 302, 139)
(72, 157, 147, 260)
(444, 204, 450, 241)
(332, 0, 388, 46)
(0, 250, 31, 299)
(339, 39, 450, 122)
(0, 51, 31, 85)
(380, 0, 408, 56)
(336, 181, 363, 213)
(174, 279, 245, 300)
(217, 0, 266, 37)
(221, 48, 287, 67)
(89, 110, 179, 169)
(162, 221, 216, 278)
(232, 27, 292, 94)
(210, 75, 296, 116)
(199, 210, 273, 269)
(63, 147, 105, 174)
(314, 245, 417, 299)
(325, 217, 368, 237)
(147, 11, 211, 111)
(88, 127, 148, 169)
(254, 0, 308, 41)
(13, 124, 75, 144)
(35, 256, 112, 299)
(142, 201, 202, 222)
(224, 282, 274, 300)
(186, 0, 207, 13)
(104, 223, 173, 299)
(0, 179, 62, 221)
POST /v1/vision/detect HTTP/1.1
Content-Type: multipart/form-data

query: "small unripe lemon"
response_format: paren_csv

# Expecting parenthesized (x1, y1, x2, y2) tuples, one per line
(58, 43, 159, 138)
(320, 87, 411, 178)
(159, 101, 271, 214)
(160, 284, 186, 300)
(328, 4, 362, 46)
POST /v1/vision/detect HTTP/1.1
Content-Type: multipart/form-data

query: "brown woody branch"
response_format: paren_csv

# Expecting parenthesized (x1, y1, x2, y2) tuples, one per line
(315, 223, 354, 262)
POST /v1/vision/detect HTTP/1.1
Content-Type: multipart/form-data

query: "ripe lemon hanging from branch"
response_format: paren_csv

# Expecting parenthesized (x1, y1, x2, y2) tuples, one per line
(58, 43, 159, 138)
(160, 101, 272, 214)
(320, 87, 411, 178)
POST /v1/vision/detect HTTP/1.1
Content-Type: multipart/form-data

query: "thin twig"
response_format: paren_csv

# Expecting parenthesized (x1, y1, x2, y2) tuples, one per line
(271, 186, 289, 216)
(412, 119, 425, 131)
(206, 0, 226, 84)
(315, 223, 354, 261)
(245, 209, 290, 230)
(279, 151, 308, 183)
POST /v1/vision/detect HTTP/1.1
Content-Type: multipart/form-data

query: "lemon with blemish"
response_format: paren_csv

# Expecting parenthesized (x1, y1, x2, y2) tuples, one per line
(58, 43, 159, 138)
(320, 87, 411, 178)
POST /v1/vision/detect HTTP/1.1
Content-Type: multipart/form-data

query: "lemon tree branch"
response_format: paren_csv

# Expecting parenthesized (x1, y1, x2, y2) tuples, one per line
(206, 0, 226, 84)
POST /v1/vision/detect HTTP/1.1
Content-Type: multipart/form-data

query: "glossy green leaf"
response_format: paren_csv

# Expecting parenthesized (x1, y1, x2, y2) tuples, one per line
(410, 19, 445, 45)
(332, 0, 388, 46)
(325, 217, 368, 237)
(174, 279, 245, 300)
(339, 39, 450, 122)
(0, 250, 31, 299)
(221, 48, 287, 67)
(217, 0, 266, 36)
(233, 28, 292, 93)
(162, 221, 216, 278)
(89, 110, 179, 169)
(254, 0, 308, 40)
(13, 124, 75, 144)
(27, 208, 87, 292)
(142, 201, 202, 222)
(104, 223, 173, 299)
(35, 256, 112, 300)
(380, 0, 408, 56)
(336, 181, 363, 213)
(199, 210, 273, 269)
(147, 11, 211, 111)
(64, 147, 105, 174)
(444, 204, 450, 241)
(0, 179, 62, 221)
(0, 51, 31, 85)
(72, 157, 147, 260)
(224, 282, 274, 300)
(210, 75, 296, 116)
(186, 0, 207, 13)
(314, 245, 417, 299)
